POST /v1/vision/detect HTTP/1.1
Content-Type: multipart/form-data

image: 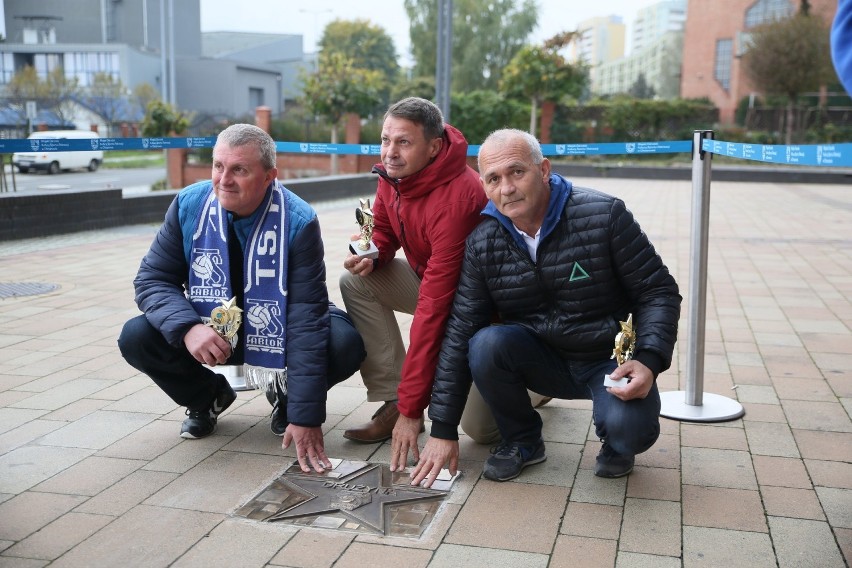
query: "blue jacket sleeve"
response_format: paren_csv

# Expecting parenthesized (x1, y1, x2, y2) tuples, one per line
(133, 197, 201, 347)
(284, 215, 331, 427)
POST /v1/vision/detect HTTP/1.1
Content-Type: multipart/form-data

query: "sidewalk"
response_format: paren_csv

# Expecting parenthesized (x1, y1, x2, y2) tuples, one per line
(0, 176, 849, 567)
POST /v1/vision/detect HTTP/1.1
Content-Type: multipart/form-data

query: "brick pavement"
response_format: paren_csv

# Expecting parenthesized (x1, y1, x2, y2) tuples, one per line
(0, 176, 849, 567)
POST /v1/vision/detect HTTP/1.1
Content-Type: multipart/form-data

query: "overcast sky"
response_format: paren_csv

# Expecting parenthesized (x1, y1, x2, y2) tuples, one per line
(199, 0, 651, 65)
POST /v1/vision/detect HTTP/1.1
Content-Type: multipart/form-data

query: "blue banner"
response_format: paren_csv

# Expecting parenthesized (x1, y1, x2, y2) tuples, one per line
(702, 139, 852, 167)
(1, 136, 217, 153)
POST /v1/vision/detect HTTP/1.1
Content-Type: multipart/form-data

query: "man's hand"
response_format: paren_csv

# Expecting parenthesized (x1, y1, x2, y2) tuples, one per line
(410, 437, 458, 488)
(184, 324, 232, 366)
(390, 414, 423, 472)
(343, 235, 375, 277)
(606, 359, 654, 401)
(283, 424, 331, 473)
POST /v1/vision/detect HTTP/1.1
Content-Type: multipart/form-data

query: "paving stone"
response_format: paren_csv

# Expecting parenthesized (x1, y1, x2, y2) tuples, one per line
(101, 385, 177, 414)
(570, 468, 627, 506)
(268, 529, 353, 567)
(681, 447, 757, 490)
(47, 505, 223, 568)
(96, 419, 184, 461)
(634, 433, 680, 470)
(752, 456, 812, 488)
(429, 543, 548, 568)
(743, 421, 800, 457)
(681, 423, 748, 450)
(768, 516, 845, 568)
(35, 410, 158, 450)
(560, 501, 622, 540)
(0, 408, 50, 436)
(445, 482, 568, 553)
(781, 400, 852, 432)
(761, 486, 825, 520)
(0, 419, 64, 455)
(804, 459, 852, 489)
(0, 492, 88, 542)
(732, 385, 778, 404)
(171, 518, 294, 568)
(511, 441, 581, 487)
(333, 541, 433, 567)
(619, 498, 681, 556)
(836, 528, 852, 567)
(815, 487, 852, 528)
(683, 485, 767, 531)
(792, 430, 852, 462)
(40, 398, 110, 422)
(74, 469, 179, 516)
(142, 434, 233, 474)
(33, 455, 145, 496)
(773, 377, 839, 402)
(739, 402, 787, 423)
(146, 450, 284, 514)
(541, 407, 594, 446)
(0, 445, 93, 494)
(682, 526, 776, 568)
(2, 512, 113, 561)
(626, 466, 680, 502)
(550, 535, 617, 568)
(615, 551, 683, 567)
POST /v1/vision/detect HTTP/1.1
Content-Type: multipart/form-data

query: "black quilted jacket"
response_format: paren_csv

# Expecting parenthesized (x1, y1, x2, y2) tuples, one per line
(428, 174, 681, 438)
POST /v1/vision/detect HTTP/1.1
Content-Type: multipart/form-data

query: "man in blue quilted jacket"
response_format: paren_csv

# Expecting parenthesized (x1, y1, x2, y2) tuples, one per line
(118, 124, 364, 474)
(412, 129, 681, 485)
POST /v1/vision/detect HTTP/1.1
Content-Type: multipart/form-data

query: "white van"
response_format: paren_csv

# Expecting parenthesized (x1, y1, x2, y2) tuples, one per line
(13, 130, 104, 174)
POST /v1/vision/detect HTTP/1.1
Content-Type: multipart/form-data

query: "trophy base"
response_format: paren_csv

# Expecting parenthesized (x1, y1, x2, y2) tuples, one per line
(349, 239, 379, 260)
(207, 364, 254, 392)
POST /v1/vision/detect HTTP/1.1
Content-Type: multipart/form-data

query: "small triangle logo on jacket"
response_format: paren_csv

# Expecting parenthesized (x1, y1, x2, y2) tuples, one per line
(569, 262, 590, 282)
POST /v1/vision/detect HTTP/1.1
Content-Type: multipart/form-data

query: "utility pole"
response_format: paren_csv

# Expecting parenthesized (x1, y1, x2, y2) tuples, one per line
(435, 0, 452, 122)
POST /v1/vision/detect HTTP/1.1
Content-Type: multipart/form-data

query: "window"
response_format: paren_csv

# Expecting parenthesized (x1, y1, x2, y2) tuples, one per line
(249, 87, 265, 109)
(715, 39, 733, 90)
(745, 0, 794, 29)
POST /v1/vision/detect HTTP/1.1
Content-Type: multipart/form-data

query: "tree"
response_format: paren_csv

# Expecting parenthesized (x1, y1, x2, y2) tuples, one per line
(743, 11, 836, 144)
(628, 73, 656, 100)
(300, 51, 383, 173)
(319, 19, 399, 108)
(86, 73, 127, 136)
(141, 99, 190, 136)
(7, 65, 79, 126)
(405, 0, 538, 92)
(499, 33, 587, 136)
(133, 83, 160, 116)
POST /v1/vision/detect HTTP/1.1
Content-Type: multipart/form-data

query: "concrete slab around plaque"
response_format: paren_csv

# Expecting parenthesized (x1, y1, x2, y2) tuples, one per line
(234, 458, 462, 538)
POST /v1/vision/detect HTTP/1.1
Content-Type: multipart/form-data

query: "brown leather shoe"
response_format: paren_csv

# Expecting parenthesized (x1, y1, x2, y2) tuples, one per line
(343, 401, 425, 443)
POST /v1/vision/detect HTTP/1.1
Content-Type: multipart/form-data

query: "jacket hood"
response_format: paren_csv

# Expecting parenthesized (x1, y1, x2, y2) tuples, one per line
(483, 173, 573, 251)
(373, 123, 471, 199)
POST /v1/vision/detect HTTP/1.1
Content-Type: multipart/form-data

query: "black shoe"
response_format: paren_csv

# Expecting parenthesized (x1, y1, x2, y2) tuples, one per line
(180, 376, 237, 439)
(270, 395, 288, 436)
(594, 442, 635, 478)
(482, 438, 546, 481)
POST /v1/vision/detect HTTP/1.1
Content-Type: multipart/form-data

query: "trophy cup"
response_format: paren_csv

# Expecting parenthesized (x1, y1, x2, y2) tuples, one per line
(604, 313, 636, 387)
(349, 198, 380, 260)
(208, 296, 243, 349)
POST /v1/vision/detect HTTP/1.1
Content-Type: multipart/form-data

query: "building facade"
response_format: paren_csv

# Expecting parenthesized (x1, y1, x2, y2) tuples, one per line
(0, 0, 307, 131)
(680, 0, 838, 124)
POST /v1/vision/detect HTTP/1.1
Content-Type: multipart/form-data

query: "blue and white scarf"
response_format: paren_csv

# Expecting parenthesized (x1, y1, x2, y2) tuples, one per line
(187, 182, 289, 391)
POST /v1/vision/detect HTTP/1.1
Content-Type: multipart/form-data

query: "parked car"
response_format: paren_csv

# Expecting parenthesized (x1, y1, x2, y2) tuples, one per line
(12, 130, 104, 174)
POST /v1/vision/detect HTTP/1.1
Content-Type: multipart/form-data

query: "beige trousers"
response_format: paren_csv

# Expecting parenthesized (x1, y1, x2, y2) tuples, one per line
(339, 258, 546, 444)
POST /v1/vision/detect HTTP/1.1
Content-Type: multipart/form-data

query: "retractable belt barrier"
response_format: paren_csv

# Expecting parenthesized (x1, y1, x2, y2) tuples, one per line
(3, 133, 850, 417)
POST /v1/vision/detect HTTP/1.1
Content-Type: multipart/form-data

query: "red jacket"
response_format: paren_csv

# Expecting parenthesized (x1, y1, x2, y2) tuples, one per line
(370, 124, 487, 418)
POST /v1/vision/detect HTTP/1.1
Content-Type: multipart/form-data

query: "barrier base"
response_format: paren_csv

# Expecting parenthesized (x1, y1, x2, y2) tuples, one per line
(659, 391, 745, 422)
(217, 365, 253, 392)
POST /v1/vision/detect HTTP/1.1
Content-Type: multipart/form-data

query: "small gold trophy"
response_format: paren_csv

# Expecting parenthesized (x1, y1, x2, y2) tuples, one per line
(208, 296, 243, 348)
(349, 198, 380, 260)
(611, 313, 636, 365)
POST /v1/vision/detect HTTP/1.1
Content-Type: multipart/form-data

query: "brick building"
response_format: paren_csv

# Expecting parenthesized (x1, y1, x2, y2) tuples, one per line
(681, 0, 838, 124)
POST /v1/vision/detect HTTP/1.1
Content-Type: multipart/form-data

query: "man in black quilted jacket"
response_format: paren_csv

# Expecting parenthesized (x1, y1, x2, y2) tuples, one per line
(411, 128, 681, 485)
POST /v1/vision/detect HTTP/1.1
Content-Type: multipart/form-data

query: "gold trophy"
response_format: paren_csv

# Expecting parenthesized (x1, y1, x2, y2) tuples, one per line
(208, 296, 243, 348)
(349, 198, 380, 260)
(604, 314, 635, 387)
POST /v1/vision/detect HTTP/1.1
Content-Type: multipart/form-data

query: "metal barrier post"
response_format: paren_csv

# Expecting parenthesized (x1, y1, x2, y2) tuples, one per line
(659, 130, 745, 422)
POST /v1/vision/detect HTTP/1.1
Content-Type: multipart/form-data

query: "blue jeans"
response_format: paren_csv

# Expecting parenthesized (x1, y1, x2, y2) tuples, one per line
(118, 308, 365, 410)
(468, 324, 660, 456)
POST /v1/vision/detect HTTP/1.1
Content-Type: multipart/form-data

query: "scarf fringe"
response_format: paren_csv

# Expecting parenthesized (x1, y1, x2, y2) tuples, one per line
(245, 365, 288, 394)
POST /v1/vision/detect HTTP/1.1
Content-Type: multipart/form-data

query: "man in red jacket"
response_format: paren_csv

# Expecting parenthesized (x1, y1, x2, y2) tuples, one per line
(341, 97, 527, 471)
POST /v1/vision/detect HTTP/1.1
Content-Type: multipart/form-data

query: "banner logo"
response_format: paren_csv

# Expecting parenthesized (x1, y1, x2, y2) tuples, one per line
(625, 143, 636, 154)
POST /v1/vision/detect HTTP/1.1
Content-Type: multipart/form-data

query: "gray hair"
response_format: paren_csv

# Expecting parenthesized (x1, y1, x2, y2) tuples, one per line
(384, 97, 445, 141)
(215, 123, 277, 170)
(478, 128, 544, 170)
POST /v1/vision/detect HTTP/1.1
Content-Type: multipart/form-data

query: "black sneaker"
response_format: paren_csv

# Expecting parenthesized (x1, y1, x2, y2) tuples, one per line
(594, 442, 635, 478)
(180, 376, 237, 439)
(270, 395, 288, 436)
(482, 438, 546, 481)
